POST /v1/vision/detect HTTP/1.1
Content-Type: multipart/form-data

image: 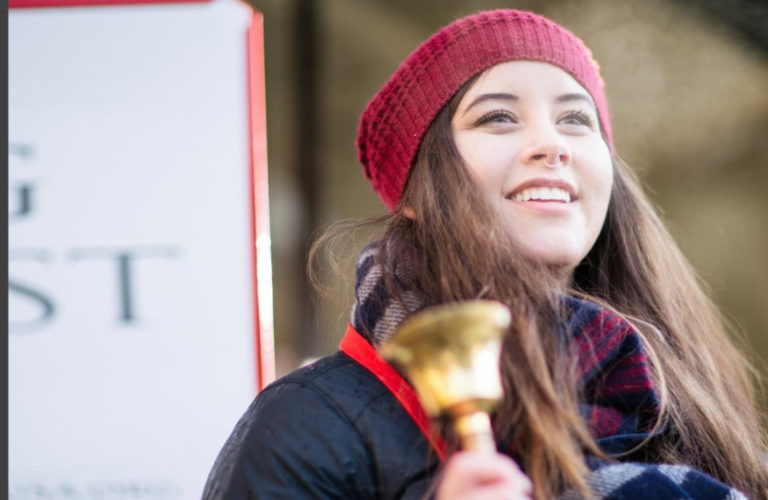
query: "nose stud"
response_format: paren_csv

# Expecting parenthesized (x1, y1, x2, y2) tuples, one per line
(543, 152, 567, 168)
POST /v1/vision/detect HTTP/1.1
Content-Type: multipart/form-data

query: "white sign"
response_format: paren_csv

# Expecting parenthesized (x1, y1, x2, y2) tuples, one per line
(8, 1, 271, 498)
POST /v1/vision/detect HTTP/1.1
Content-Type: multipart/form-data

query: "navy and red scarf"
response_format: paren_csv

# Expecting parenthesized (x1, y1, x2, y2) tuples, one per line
(344, 242, 745, 499)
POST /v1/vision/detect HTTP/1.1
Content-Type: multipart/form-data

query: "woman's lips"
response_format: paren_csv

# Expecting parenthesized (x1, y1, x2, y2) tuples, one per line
(507, 198, 575, 215)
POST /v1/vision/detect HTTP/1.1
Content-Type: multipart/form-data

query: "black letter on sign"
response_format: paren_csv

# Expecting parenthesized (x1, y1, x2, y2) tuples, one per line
(68, 246, 181, 324)
(8, 183, 36, 221)
(8, 250, 55, 333)
(8, 281, 56, 332)
(9, 143, 38, 222)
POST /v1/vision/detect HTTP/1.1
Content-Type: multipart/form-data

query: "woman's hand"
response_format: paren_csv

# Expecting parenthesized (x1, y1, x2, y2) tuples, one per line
(436, 451, 533, 500)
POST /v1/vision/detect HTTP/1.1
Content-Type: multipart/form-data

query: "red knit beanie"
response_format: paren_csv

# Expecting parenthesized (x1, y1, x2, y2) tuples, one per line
(356, 9, 612, 211)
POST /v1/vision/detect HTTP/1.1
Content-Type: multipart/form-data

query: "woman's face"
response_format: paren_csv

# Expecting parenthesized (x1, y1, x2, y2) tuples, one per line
(452, 61, 613, 275)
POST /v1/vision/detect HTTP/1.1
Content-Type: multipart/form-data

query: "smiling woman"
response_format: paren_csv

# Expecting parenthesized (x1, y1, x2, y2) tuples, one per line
(451, 61, 613, 274)
(203, 9, 768, 500)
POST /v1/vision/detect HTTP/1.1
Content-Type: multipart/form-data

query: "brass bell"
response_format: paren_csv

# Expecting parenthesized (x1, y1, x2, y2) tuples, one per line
(380, 300, 510, 453)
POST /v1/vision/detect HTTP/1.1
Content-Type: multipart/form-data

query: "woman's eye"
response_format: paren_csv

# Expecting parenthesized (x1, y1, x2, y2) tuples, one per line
(475, 110, 517, 126)
(558, 110, 593, 127)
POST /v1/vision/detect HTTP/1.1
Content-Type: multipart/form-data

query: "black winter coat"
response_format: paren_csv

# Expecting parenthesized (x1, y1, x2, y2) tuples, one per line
(202, 351, 441, 499)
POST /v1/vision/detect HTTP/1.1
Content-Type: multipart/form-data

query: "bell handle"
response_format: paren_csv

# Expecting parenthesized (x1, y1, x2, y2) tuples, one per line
(453, 411, 496, 454)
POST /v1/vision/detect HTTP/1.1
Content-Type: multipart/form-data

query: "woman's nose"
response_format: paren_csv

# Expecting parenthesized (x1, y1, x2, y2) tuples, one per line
(520, 126, 571, 168)
(531, 150, 570, 168)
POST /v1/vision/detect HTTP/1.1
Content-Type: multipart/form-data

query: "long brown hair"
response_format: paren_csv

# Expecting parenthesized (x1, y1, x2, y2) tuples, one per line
(311, 83, 768, 498)
(386, 95, 604, 499)
(574, 156, 768, 496)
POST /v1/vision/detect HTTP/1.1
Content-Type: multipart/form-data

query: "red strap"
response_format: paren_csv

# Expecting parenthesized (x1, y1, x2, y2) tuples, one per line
(339, 324, 447, 460)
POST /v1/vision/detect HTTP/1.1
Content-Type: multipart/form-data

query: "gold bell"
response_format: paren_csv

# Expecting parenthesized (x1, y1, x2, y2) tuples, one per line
(380, 300, 510, 453)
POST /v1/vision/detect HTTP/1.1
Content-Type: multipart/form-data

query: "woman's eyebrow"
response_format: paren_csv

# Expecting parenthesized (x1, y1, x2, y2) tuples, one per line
(461, 93, 519, 116)
(555, 93, 595, 109)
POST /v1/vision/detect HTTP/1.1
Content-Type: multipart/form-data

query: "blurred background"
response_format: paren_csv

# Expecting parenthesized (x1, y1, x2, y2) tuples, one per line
(246, 0, 768, 388)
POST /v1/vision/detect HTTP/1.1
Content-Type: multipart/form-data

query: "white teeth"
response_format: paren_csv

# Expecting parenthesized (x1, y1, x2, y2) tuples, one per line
(512, 187, 571, 203)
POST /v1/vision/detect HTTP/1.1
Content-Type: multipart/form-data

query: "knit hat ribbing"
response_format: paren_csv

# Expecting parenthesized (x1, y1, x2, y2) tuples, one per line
(356, 9, 613, 211)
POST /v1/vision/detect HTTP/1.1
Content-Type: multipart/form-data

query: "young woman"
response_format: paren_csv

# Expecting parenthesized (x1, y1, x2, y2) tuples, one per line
(204, 10, 767, 499)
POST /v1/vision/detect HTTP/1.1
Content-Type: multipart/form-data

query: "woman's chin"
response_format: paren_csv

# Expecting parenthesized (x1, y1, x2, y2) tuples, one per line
(517, 243, 585, 277)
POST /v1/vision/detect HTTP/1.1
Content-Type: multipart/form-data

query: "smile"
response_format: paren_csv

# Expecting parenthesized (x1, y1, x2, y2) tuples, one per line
(506, 178, 577, 204)
(510, 186, 571, 203)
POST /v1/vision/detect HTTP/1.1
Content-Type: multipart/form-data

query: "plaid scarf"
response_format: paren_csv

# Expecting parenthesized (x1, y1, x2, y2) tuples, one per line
(349, 243, 746, 499)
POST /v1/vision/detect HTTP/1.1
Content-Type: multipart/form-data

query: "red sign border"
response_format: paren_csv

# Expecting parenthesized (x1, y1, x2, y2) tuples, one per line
(246, 12, 276, 391)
